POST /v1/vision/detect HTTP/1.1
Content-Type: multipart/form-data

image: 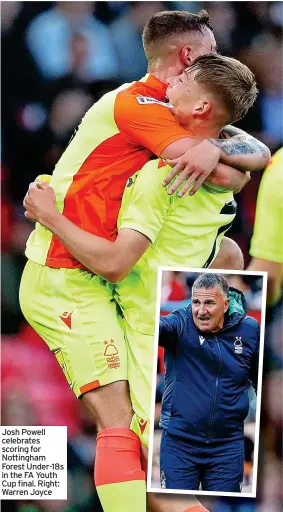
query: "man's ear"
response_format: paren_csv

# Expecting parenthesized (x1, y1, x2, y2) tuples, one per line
(192, 100, 211, 119)
(224, 298, 230, 314)
(181, 46, 193, 67)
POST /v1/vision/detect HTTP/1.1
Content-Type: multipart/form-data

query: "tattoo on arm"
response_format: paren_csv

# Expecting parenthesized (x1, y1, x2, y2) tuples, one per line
(220, 125, 248, 138)
(209, 125, 270, 158)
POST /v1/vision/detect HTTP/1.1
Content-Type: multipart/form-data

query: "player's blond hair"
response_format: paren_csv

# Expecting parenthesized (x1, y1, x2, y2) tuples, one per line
(142, 10, 213, 64)
(186, 54, 258, 123)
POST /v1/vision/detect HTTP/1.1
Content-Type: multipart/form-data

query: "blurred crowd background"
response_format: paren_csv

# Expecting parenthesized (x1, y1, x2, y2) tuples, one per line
(1, 2, 282, 512)
(152, 271, 263, 494)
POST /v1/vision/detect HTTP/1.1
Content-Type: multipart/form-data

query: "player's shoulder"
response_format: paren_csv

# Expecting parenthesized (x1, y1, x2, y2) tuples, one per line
(115, 79, 172, 117)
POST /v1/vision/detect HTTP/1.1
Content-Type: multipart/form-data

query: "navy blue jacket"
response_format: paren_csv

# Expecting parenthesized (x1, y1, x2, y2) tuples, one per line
(159, 289, 260, 444)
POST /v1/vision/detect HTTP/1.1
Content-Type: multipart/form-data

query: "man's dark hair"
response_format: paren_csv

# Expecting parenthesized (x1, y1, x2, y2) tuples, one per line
(142, 10, 213, 62)
(192, 273, 229, 298)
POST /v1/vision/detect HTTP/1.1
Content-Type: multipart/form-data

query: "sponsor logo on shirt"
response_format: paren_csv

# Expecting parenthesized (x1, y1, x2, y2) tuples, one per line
(136, 96, 173, 108)
(199, 335, 205, 346)
(234, 336, 243, 354)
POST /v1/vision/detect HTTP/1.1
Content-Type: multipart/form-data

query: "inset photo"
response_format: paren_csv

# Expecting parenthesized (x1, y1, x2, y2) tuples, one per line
(148, 268, 267, 498)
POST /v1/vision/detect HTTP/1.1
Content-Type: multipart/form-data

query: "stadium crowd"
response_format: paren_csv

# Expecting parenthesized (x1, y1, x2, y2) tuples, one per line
(1, 2, 282, 512)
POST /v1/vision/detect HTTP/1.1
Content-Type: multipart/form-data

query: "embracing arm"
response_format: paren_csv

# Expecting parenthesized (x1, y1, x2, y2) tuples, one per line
(161, 126, 269, 196)
(205, 163, 250, 193)
(42, 211, 150, 282)
(161, 126, 270, 172)
(116, 94, 268, 195)
(24, 183, 150, 282)
(208, 125, 271, 172)
(248, 258, 283, 306)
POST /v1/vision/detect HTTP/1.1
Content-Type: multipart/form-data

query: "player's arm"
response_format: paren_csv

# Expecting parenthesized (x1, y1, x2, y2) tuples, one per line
(159, 313, 183, 350)
(23, 166, 169, 282)
(115, 95, 258, 196)
(209, 125, 271, 171)
(24, 184, 150, 281)
(248, 258, 282, 306)
(163, 126, 270, 196)
(205, 163, 250, 193)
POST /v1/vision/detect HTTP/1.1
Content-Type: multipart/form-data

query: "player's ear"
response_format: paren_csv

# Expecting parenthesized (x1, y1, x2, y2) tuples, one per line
(192, 100, 211, 119)
(181, 46, 193, 67)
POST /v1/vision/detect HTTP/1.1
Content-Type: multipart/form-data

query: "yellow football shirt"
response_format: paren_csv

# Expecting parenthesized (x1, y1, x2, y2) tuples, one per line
(115, 159, 237, 334)
(250, 148, 283, 263)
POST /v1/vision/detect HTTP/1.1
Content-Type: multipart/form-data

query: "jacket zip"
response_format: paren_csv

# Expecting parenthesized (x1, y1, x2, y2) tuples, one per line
(206, 337, 223, 443)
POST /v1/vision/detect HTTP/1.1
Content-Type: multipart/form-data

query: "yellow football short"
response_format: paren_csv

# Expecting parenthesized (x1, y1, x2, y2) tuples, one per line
(19, 260, 127, 398)
(125, 322, 154, 448)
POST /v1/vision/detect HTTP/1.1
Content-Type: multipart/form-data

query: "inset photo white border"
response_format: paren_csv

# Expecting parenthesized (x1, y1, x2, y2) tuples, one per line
(147, 267, 267, 499)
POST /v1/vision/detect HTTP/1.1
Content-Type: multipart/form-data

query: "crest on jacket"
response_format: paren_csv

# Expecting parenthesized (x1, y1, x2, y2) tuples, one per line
(234, 336, 243, 354)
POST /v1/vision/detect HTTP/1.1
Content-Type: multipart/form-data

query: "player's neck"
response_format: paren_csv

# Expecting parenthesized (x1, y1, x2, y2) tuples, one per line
(182, 118, 222, 140)
(149, 63, 184, 84)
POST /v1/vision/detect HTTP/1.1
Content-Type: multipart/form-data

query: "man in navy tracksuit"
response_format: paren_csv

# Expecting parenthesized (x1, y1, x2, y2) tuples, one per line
(159, 273, 260, 492)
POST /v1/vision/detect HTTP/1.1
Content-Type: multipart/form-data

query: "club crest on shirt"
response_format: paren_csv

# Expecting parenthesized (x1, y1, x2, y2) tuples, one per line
(136, 96, 173, 108)
(234, 336, 243, 354)
(103, 339, 121, 369)
(199, 336, 205, 346)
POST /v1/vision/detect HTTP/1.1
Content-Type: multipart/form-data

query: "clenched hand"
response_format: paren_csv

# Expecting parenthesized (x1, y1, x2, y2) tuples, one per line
(23, 181, 56, 224)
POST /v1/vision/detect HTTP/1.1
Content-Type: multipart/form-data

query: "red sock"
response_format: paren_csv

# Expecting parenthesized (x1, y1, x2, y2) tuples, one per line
(95, 427, 145, 486)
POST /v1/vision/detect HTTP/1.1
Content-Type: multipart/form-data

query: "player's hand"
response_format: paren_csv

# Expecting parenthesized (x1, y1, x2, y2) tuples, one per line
(163, 140, 221, 197)
(236, 171, 251, 193)
(23, 181, 56, 224)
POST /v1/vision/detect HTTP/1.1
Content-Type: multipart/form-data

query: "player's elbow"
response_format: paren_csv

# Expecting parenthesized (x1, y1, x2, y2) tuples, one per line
(261, 146, 271, 168)
(107, 271, 126, 283)
(103, 263, 129, 283)
(251, 144, 271, 171)
(211, 237, 244, 271)
(258, 150, 271, 170)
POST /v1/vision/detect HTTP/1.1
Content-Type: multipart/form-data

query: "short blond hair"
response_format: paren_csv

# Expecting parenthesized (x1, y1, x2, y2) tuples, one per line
(186, 54, 258, 123)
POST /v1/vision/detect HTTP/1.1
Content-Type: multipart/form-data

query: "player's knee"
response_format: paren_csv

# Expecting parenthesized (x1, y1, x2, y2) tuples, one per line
(81, 381, 133, 430)
(212, 237, 244, 270)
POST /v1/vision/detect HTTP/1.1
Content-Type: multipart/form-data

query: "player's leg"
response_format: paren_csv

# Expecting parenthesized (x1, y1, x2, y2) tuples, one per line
(201, 439, 244, 492)
(19, 261, 146, 512)
(148, 495, 210, 512)
(82, 385, 145, 511)
(125, 323, 207, 511)
(211, 236, 244, 270)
